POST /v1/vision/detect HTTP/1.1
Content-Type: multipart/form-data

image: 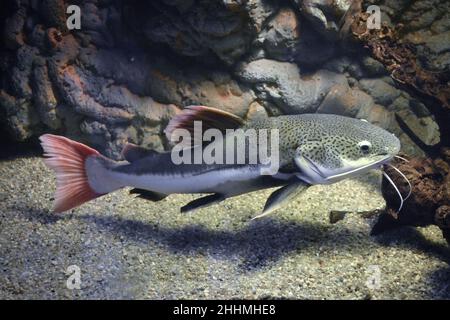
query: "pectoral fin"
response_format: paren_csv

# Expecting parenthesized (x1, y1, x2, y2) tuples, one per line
(252, 181, 309, 220)
(181, 193, 225, 213)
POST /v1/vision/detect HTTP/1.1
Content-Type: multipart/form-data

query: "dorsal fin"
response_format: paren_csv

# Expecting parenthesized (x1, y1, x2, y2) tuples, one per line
(121, 143, 160, 162)
(164, 106, 244, 144)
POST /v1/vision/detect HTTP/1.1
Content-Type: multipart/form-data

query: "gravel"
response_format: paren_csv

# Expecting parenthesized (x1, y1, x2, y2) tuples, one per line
(0, 156, 449, 299)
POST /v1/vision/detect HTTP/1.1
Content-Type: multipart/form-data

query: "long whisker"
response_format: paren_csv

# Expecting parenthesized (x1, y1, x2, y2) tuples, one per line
(382, 171, 404, 212)
(386, 163, 412, 200)
(395, 155, 409, 162)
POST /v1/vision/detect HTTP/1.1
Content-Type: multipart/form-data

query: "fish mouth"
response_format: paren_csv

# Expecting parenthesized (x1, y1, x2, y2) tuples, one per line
(298, 153, 394, 184)
(325, 154, 394, 182)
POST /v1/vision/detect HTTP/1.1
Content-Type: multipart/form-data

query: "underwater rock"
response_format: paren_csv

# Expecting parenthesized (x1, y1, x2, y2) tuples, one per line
(358, 78, 400, 107)
(374, 155, 450, 245)
(31, 60, 60, 130)
(136, 0, 259, 65)
(79, 46, 255, 117)
(316, 81, 404, 135)
(348, 0, 450, 157)
(322, 56, 366, 79)
(435, 205, 450, 237)
(403, 28, 450, 71)
(150, 65, 255, 118)
(78, 47, 154, 98)
(246, 0, 279, 34)
(0, 89, 40, 140)
(177, 73, 255, 118)
(357, 104, 394, 130)
(37, 0, 67, 31)
(0, 0, 447, 164)
(0, 0, 257, 157)
(57, 65, 134, 125)
(293, 0, 351, 40)
(3, 5, 26, 50)
(329, 210, 347, 224)
(385, 95, 440, 155)
(261, 7, 301, 61)
(293, 23, 337, 67)
(237, 58, 347, 114)
(246, 100, 269, 121)
(395, 109, 440, 146)
(52, 54, 181, 157)
(360, 56, 389, 77)
(317, 83, 375, 118)
(9, 45, 37, 100)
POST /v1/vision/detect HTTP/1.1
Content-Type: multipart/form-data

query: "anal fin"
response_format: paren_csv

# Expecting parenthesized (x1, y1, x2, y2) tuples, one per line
(252, 181, 309, 220)
(181, 193, 225, 213)
(130, 188, 168, 202)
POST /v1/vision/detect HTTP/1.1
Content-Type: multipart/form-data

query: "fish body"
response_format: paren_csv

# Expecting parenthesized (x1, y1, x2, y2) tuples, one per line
(40, 106, 400, 214)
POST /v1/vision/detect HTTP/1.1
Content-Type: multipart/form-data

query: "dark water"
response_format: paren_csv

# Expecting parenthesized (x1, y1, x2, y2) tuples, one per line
(0, 127, 41, 160)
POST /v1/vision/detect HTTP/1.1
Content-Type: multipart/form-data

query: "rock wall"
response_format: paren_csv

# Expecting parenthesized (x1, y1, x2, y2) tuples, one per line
(0, 0, 447, 159)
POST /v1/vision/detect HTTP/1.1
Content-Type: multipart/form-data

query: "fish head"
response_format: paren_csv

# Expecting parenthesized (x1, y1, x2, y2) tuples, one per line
(294, 116, 401, 184)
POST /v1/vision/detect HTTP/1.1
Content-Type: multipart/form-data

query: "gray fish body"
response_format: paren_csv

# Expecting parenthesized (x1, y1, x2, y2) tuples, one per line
(87, 113, 400, 198)
(40, 108, 401, 214)
(95, 151, 291, 197)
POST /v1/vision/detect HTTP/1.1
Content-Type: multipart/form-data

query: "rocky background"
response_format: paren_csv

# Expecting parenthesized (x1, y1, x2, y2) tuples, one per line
(0, 0, 448, 159)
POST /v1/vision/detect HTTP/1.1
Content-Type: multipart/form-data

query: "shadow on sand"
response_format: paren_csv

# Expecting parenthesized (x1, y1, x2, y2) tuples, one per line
(17, 204, 450, 269)
(73, 211, 450, 270)
(0, 128, 42, 161)
(77, 213, 340, 271)
(81, 212, 450, 298)
(374, 226, 450, 264)
(19, 207, 450, 270)
(14, 204, 450, 298)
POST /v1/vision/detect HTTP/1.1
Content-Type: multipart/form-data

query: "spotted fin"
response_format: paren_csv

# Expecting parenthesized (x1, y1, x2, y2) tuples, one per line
(121, 143, 160, 162)
(164, 106, 244, 145)
(130, 188, 168, 201)
(181, 193, 225, 213)
(252, 181, 309, 220)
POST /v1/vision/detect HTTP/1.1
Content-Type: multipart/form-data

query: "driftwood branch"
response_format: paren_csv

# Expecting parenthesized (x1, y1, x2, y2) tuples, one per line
(342, 2, 450, 244)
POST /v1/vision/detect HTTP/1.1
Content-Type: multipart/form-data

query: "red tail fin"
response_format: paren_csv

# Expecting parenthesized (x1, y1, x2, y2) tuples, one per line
(39, 134, 104, 213)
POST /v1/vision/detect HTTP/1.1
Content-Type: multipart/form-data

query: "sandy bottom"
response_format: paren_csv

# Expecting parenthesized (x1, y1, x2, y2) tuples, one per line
(0, 156, 449, 299)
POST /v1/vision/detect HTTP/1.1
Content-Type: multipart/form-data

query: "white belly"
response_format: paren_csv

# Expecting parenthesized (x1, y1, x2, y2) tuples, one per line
(110, 166, 263, 194)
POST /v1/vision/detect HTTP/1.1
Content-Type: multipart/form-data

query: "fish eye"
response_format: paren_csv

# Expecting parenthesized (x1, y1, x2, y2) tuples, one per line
(358, 140, 372, 154)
